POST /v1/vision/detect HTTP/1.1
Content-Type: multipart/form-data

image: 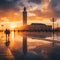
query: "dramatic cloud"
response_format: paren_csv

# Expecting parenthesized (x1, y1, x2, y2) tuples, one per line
(28, 0, 41, 4)
(51, 0, 60, 7)
(0, 0, 18, 10)
(50, 0, 60, 17)
(0, 0, 60, 21)
(0, 0, 42, 10)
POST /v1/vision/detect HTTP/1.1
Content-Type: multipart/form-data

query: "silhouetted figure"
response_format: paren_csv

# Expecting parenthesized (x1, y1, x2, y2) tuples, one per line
(23, 36, 27, 55)
(4, 29, 10, 46)
(5, 39, 10, 47)
(5, 29, 10, 37)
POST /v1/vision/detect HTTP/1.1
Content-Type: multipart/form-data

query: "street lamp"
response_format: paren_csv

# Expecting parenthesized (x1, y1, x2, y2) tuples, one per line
(51, 18, 56, 47)
(1, 25, 4, 37)
(57, 20, 59, 40)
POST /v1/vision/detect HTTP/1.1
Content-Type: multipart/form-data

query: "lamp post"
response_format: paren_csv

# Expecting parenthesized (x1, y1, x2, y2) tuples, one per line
(1, 25, 4, 37)
(51, 18, 56, 47)
(57, 21, 58, 40)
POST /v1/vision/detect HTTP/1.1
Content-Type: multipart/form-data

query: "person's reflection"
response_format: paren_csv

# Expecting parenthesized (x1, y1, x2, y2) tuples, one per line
(4, 29, 10, 47)
(5, 37, 10, 47)
(14, 30, 15, 37)
(52, 29, 55, 47)
(23, 36, 27, 55)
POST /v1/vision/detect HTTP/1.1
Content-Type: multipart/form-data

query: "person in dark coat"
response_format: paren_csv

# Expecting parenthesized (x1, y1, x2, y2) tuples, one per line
(5, 29, 10, 37)
(4, 29, 10, 46)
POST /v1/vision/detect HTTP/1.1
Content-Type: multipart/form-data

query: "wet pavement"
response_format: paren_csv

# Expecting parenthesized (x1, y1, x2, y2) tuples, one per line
(0, 32, 60, 60)
(0, 39, 15, 60)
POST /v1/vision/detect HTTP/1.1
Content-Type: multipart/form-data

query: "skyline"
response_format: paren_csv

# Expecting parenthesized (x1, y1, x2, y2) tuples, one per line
(0, 19, 59, 29)
(0, 0, 60, 19)
(0, 0, 60, 28)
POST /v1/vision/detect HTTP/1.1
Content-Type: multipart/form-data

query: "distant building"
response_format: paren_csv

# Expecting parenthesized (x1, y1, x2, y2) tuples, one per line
(30, 23, 52, 31)
(55, 27, 60, 31)
(19, 23, 52, 31)
(23, 7, 27, 25)
(31, 23, 46, 26)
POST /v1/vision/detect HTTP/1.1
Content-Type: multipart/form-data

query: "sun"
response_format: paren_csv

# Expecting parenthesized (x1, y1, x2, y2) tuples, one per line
(10, 24, 17, 29)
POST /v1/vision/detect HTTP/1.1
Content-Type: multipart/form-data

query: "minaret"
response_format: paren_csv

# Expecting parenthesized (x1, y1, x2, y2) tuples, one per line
(23, 36, 27, 55)
(23, 7, 27, 25)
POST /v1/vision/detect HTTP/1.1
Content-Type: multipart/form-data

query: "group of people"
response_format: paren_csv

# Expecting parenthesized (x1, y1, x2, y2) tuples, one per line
(4, 29, 10, 46)
(4, 29, 10, 37)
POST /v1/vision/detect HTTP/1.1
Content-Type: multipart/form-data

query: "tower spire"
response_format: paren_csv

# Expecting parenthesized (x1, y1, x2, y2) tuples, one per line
(23, 7, 27, 25)
(24, 7, 26, 11)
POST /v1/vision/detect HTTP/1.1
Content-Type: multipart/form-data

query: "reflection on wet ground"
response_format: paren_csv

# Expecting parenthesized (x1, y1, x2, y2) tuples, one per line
(0, 31, 60, 60)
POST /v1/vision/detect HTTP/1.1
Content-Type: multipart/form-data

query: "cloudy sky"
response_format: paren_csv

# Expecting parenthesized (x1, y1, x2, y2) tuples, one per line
(0, 0, 60, 26)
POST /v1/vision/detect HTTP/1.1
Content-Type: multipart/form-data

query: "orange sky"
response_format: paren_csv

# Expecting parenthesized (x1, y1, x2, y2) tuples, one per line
(0, 0, 60, 28)
(0, 0, 58, 21)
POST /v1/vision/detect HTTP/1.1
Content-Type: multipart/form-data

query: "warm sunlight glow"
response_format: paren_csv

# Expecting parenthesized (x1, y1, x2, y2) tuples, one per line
(0, 21, 22, 30)
(41, 0, 51, 12)
(11, 31, 15, 41)
(10, 24, 17, 29)
(1, 17, 9, 21)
